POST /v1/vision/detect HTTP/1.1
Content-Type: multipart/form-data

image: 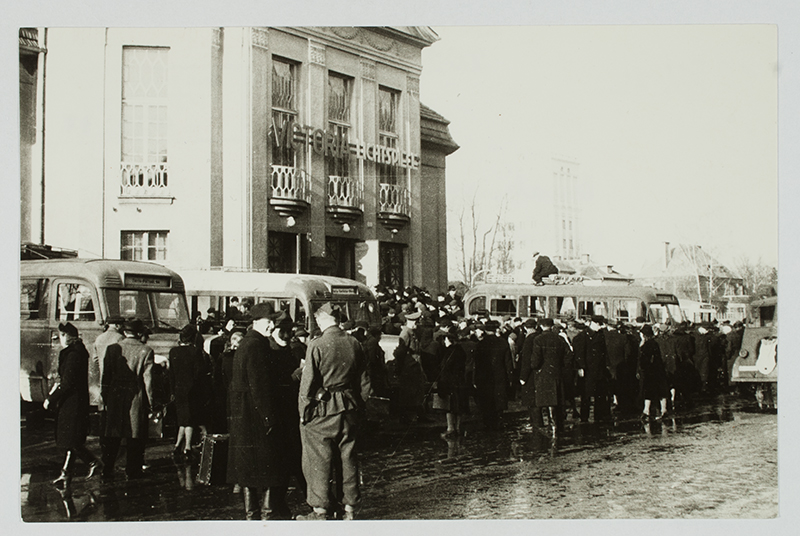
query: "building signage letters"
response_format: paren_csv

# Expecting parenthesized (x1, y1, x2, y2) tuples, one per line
(271, 119, 420, 170)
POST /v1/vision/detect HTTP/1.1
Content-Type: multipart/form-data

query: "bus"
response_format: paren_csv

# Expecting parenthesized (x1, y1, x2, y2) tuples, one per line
(463, 282, 685, 325)
(20, 259, 190, 407)
(179, 269, 382, 335)
(730, 296, 777, 409)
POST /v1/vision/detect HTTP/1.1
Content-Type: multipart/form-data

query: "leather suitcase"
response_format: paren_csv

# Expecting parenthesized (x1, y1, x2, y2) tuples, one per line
(196, 433, 229, 485)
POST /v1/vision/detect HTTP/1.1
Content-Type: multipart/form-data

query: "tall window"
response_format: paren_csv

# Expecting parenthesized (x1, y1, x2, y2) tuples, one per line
(377, 87, 399, 185)
(267, 232, 296, 274)
(271, 58, 297, 168)
(121, 47, 169, 194)
(326, 73, 352, 179)
(121, 230, 168, 261)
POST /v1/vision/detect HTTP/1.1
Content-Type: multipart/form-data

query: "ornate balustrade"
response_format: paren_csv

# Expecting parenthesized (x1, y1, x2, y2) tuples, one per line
(120, 163, 169, 197)
(270, 164, 310, 217)
(377, 182, 410, 230)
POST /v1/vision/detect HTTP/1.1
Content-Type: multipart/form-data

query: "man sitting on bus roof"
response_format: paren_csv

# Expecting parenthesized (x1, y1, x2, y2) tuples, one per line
(531, 252, 559, 285)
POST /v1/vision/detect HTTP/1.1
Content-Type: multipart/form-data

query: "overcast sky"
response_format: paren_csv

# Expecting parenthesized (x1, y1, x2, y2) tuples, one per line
(419, 25, 778, 276)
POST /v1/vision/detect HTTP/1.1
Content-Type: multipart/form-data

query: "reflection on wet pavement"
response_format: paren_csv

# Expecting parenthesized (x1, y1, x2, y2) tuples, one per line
(21, 395, 776, 521)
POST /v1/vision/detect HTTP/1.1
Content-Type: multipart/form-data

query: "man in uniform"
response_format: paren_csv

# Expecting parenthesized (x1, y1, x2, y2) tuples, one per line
(297, 302, 371, 521)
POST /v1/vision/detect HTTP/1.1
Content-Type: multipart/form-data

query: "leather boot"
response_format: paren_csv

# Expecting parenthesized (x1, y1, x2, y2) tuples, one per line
(52, 451, 73, 489)
(243, 487, 260, 520)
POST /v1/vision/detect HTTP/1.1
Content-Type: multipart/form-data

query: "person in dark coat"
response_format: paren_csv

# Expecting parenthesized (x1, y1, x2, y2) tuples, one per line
(654, 324, 678, 408)
(363, 327, 390, 399)
(474, 321, 514, 430)
(45, 322, 103, 490)
(531, 251, 559, 284)
(227, 302, 291, 521)
(638, 324, 669, 419)
(168, 324, 203, 459)
(100, 319, 155, 480)
(393, 311, 427, 422)
(604, 322, 628, 411)
(297, 302, 371, 521)
(529, 318, 570, 435)
(577, 316, 612, 423)
(693, 324, 715, 393)
(519, 319, 544, 428)
(220, 331, 244, 430)
(672, 322, 699, 405)
(436, 332, 468, 438)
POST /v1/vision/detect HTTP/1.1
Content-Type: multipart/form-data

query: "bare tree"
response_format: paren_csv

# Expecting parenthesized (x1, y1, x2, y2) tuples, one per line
(734, 256, 778, 298)
(451, 190, 510, 286)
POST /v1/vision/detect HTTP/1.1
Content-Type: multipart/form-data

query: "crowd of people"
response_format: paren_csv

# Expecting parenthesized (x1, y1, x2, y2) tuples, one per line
(42, 280, 746, 521)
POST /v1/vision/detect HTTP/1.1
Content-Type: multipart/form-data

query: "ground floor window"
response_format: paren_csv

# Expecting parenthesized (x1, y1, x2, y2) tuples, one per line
(268, 231, 297, 273)
(121, 230, 168, 261)
(379, 242, 405, 289)
(325, 237, 356, 280)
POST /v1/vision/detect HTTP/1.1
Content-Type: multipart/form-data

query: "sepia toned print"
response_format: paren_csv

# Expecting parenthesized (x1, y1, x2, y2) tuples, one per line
(19, 24, 777, 522)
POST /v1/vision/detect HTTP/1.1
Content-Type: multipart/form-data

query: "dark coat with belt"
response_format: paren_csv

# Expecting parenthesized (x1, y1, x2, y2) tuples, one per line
(298, 325, 370, 421)
(270, 335, 303, 479)
(578, 329, 611, 396)
(530, 330, 570, 407)
(168, 344, 201, 426)
(101, 337, 154, 438)
(227, 329, 288, 488)
(474, 334, 513, 412)
(437, 342, 468, 413)
(48, 340, 90, 450)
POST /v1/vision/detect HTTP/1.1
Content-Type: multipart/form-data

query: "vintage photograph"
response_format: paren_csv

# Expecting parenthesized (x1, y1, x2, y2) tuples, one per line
(12, 9, 787, 529)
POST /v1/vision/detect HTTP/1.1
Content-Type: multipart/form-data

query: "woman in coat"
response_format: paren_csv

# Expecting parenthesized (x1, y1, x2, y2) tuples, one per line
(436, 332, 468, 438)
(45, 322, 102, 489)
(638, 324, 669, 420)
(168, 324, 202, 459)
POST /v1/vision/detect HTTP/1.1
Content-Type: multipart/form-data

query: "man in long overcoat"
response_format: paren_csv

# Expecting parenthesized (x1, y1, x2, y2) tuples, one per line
(474, 321, 514, 430)
(519, 318, 543, 428)
(227, 302, 290, 520)
(297, 302, 370, 521)
(577, 316, 612, 423)
(100, 319, 154, 480)
(529, 318, 571, 434)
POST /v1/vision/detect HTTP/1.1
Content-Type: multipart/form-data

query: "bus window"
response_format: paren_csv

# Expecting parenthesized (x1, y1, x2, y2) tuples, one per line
(525, 296, 546, 317)
(490, 298, 516, 317)
(468, 296, 486, 316)
(294, 299, 307, 326)
(557, 297, 576, 319)
(56, 283, 96, 322)
(578, 300, 608, 320)
(648, 303, 683, 324)
(154, 292, 190, 330)
(105, 289, 189, 332)
(21, 278, 48, 320)
(611, 299, 640, 323)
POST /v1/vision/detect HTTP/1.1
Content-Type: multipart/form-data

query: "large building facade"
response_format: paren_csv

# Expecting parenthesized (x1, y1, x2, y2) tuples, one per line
(23, 27, 456, 292)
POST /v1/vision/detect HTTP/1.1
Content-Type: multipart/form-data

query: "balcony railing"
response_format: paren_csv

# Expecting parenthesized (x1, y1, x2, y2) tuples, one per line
(120, 163, 169, 197)
(327, 175, 362, 209)
(378, 183, 409, 215)
(270, 164, 310, 217)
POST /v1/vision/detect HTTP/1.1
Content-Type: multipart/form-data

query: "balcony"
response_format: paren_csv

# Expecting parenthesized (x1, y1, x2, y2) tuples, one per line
(120, 163, 170, 198)
(377, 182, 410, 230)
(326, 175, 363, 224)
(270, 165, 310, 218)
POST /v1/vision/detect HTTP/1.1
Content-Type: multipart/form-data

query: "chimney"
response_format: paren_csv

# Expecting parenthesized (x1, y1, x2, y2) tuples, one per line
(607, 265, 614, 274)
(664, 242, 670, 270)
(581, 253, 590, 264)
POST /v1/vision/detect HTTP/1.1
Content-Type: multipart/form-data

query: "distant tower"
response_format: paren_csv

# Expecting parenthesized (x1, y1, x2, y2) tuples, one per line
(552, 155, 580, 260)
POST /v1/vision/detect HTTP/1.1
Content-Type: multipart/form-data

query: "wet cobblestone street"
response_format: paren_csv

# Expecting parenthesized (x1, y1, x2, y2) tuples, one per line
(19, 395, 778, 523)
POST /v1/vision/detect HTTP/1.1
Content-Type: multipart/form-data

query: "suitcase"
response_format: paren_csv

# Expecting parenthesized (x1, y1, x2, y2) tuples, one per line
(196, 433, 229, 485)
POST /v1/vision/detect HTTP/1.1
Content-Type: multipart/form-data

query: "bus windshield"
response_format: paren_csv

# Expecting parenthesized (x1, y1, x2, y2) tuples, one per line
(104, 289, 189, 333)
(311, 298, 381, 326)
(649, 302, 683, 324)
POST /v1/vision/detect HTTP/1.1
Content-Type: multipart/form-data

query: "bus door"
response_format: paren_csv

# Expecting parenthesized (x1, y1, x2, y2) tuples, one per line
(20, 277, 52, 402)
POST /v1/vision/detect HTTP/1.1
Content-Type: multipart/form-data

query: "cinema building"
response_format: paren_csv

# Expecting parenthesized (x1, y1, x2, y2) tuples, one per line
(22, 27, 457, 292)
